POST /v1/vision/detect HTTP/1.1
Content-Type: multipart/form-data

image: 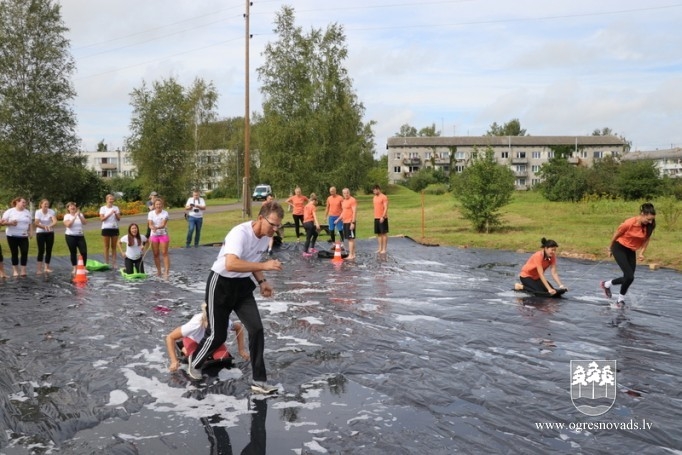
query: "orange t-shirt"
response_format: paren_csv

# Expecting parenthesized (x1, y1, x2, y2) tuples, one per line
(303, 202, 317, 223)
(615, 216, 650, 251)
(286, 194, 308, 216)
(373, 193, 388, 219)
(341, 197, 357, 223)
(520, 250, 555, 280)
(326, 195, 343, 217)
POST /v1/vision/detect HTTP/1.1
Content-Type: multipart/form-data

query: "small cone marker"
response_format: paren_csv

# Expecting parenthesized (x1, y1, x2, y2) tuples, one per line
(73, 255, 88, 284)
(331, 242, 344, 264)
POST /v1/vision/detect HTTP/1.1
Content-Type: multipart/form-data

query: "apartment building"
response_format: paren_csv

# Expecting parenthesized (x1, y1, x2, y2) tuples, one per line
(79, 148, 232, 192)
(621, 147, 682, 178)
(386, 135, 627, 189)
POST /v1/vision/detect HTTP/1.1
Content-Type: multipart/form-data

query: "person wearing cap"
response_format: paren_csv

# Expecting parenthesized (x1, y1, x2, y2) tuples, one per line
(184, 189, 206, 248)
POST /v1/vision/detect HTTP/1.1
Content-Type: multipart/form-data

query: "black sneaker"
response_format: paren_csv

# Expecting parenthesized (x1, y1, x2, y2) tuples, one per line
(251, 381, 278, 394)
(600, 281, 612, 298)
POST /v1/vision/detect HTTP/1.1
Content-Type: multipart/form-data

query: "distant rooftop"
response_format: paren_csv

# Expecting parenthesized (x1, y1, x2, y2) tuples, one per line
(386, 135, 626, 147)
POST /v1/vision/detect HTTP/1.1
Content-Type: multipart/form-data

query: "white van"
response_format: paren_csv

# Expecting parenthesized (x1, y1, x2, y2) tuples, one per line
(252, 184, 272, 201)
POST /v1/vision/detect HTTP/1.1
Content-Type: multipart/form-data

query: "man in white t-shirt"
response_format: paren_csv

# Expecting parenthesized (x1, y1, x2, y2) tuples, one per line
(184, 189, 206, 248)
(188, 202, 284, 394)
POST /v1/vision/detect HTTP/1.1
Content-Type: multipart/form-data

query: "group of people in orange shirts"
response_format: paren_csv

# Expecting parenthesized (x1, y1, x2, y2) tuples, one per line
(284, 184, 389, 260)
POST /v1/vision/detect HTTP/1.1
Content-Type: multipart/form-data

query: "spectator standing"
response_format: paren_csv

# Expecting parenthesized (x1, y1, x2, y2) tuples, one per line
(325, 186, 344, 244)
(285, 187, 308, 240)
(340, 188, 358, 260)
(184, 189, 206, 248)
(34, 199, 57, 274)
(2, 197, 33, 277)
(99, 194, 122, 268)
(148, 198, 170, 278)
(372, 185, 389, 254)
(63, 202, 87, 275)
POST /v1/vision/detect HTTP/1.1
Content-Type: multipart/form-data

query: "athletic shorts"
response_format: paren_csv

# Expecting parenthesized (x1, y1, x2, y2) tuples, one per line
(101, 228, 120, 237)
(150, 234, 170, 243)
(328, 215, 343, 231)
(343, 223, 356, 239)
(374, 218, 389, 235)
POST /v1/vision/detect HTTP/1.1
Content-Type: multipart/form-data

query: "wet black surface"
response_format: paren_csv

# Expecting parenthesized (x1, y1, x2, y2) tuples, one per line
(1, 237, 681, 454)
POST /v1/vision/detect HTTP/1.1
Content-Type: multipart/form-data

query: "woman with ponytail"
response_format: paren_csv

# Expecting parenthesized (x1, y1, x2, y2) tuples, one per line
(517, 238, 566, 296)
(165, 303, 249, 373)
(600, 203, 656, 306)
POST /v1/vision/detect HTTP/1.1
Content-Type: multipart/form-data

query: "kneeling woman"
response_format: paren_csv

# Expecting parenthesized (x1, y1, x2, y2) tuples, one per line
(118, 223, 149, 274)
(518, 238, 566, 295)
(165, 303, 250, 373)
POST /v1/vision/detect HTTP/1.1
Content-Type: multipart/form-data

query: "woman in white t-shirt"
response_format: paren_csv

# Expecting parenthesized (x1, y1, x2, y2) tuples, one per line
(165, 303, 249, 372)
(1, 197, 33, 277)
(34, 199, 58, 274)
(147, 198, 170, 278)
(63, 202, 88, 275)
(118, 223, 149, 274)
(99, 194, 121, 268)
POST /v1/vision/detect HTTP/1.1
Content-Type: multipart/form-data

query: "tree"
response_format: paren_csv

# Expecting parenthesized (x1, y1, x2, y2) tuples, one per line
(585, 155, 620, 197)
(592, 126, 631, 153)
(186, 78, 218, 191)
(395, 124, 418, 137)
(126, 78, 193, 206)
(485, 118, 527, 136)
(0, 0, 84, 205)
(537, 157, 588, 202)
(394, 123, 440, 137)
(616, 160, 662, 200)
(256, 6, 375, 197)
(451, 147, 515, 233)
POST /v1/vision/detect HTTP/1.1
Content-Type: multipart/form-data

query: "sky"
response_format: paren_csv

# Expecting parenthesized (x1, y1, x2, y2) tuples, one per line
(59, 0, 682, 155)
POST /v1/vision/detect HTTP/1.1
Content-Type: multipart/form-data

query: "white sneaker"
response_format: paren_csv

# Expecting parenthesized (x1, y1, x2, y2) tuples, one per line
(251, 381, 278, 394)
(187, 354, 202, 380)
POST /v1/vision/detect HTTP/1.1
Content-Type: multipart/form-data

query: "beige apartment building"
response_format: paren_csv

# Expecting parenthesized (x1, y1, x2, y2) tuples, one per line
(621, 147, 682, 178)
(386, 135, 627, 189)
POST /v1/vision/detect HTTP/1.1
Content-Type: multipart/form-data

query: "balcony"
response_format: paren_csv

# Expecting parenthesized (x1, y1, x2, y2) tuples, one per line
(100, 163, 117, 170)
(511, 157, 528, 164)
(402, 157, 422, 165)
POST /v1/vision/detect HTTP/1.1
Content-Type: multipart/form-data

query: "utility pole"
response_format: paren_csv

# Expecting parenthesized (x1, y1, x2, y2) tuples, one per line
(242, 0, 252, 218)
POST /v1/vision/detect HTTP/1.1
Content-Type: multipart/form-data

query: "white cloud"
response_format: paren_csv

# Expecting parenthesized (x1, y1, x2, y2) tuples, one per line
(57, 0, 682, 152)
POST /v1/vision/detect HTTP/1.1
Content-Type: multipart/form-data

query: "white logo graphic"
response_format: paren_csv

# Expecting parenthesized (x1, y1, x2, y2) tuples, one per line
(570, 360, 617, 416)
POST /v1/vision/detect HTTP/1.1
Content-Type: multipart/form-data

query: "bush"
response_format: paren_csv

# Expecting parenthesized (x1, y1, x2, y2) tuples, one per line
(423, 183, 449, 195)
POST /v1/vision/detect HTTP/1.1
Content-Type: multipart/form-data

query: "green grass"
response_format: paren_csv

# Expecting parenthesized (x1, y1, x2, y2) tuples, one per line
(15, 189, 682, 270)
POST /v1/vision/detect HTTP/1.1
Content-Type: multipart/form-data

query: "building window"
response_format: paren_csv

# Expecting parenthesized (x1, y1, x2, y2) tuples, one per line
(409, 166, 420, 173)
(516, 178, 527, 186)
(593, 151, 603, 158)
(409, 152, 419, 158)
(425, 151, 431, 159)
(516, 164, 527, 172)
(394, 152, 401, 160)
(531, 165, 541, 173)
(579, 150, 588, 159)
(531, 178, 541, 186)
(501, 151, 509, 159)
(532, 151, 541, 159)
(455, 165, 465, 173)
(516, 151, 526, 159)
(393, 166, 401, 173)
(455, 151, 466, 160)
(440, 151, 449, 159)
(548, 151, 555, 158)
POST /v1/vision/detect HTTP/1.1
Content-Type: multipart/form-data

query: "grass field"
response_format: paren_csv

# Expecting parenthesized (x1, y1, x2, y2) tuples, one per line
(10, 187, 682, 270)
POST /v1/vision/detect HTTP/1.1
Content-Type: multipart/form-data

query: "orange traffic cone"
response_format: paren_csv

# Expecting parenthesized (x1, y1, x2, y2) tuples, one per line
(331, 242, 344, 264)
(73, 255, 87, 284)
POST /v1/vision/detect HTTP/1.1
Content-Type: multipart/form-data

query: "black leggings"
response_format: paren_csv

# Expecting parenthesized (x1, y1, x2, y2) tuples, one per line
(124, 257, 144, 274)
(520, 275, 554, 294)
(303, 221, 318, 252)
(611, 241, 637, 296)
(7, 236, 29, 266)
(65, 235, 87, 266)
(292, 214, 304, 238)
(36, 232, 55, 264)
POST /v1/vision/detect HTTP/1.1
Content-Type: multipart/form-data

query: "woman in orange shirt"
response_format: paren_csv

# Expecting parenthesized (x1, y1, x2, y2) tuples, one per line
(286, 186, 308, 240)
(518, 238, 565, 295)
(302, 194, 320, 256)
(600, 203, 656, 306)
